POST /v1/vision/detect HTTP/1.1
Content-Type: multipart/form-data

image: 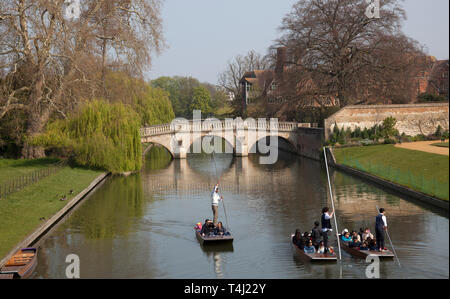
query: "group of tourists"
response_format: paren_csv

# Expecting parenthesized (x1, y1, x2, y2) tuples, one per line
(341, 208, 389, 252)
(292, 207, 337, 255)
(195, 219, 230, 237)
(340, 228, 377, 251)
(292, 207, 389, 254)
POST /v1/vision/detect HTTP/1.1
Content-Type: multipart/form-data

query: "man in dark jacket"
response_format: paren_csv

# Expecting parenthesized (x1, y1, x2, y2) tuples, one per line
(201, 219, 214, 236)
(375, 208, 388, 252)
(311, 221, 321, 249)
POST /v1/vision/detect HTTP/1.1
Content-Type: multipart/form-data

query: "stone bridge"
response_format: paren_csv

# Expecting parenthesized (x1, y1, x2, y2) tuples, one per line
(140, 119, 311, 159)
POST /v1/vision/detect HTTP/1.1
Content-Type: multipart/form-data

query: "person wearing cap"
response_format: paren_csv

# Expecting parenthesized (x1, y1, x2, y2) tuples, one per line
(375, 208, 388, 252)
(211, 184, 223, 226)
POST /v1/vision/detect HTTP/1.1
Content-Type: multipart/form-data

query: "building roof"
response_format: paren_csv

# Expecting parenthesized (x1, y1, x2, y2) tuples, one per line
(240, 70, 274, 90)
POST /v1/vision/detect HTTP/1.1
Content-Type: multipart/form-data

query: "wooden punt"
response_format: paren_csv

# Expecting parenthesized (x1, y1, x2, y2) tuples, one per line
(0, 248, 38, 279)
(290, 235, 337, 262)
(195, 230, 234, 245)
(341, 241, 394, 259)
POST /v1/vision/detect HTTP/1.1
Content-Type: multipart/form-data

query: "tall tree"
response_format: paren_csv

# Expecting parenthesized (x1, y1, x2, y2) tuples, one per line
(218, 50, 271, 97)
(0, 0, 164, 158)
(276, 0, 426, 107)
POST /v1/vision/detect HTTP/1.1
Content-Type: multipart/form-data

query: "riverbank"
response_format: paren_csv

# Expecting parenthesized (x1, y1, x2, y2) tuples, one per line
(331, 144, 449, 204)
(0, 160, 105, 262)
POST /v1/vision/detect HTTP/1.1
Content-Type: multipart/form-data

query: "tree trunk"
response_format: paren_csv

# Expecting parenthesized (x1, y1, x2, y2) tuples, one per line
(21, 69, 50, 159)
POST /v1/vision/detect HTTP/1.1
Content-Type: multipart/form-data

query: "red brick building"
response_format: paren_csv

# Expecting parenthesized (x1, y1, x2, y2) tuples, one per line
(416, 58, 449, 99)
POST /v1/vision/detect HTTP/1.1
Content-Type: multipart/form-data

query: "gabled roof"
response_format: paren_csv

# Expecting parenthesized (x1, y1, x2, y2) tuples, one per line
(240, 70, 274, 89)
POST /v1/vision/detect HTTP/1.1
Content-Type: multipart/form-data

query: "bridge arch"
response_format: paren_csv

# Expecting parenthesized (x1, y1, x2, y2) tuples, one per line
(187, 134, 236, 155)
(247, 133, 298, 155)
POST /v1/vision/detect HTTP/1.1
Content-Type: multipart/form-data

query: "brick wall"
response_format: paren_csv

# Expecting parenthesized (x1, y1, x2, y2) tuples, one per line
(324, 103, 449, 140)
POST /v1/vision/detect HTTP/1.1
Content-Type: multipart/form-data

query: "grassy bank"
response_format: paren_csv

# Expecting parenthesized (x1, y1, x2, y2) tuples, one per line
(0, 158, 59, 185)
(333, 145, 449, 201)
(0, 159, 103, 259)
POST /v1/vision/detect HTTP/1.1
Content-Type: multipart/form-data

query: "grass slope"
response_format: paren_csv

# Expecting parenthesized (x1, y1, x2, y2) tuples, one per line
(0, 162, 103, 259)
(334, 144, 449, 201)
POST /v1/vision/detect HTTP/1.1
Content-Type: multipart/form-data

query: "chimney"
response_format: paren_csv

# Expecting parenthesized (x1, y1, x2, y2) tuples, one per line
(275, 47, 287, 81)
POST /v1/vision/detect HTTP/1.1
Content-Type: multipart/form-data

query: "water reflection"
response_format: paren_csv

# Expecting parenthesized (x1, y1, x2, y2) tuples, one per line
(32, 147, 449, 279)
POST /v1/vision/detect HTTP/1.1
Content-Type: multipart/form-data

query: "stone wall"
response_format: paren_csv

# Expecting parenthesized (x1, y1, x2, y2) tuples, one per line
(297, 127, 324, 161)
(324, 103, 449, 140)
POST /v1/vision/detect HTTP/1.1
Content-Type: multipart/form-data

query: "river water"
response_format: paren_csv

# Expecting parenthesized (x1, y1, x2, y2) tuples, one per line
(31, 147, 449, 279)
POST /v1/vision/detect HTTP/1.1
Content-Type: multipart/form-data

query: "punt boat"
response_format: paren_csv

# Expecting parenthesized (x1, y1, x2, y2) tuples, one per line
(290, 235, 337, 262)
(195, 229, 234, 245)
(0, 248, 38, 279)
(341, 241, 394, 259)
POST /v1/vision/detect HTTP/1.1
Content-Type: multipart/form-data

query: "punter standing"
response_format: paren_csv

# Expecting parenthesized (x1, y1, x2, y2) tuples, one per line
(321, 207, 335, 248)
(375, 208, 388, 252)
(211, 184, 223, 226)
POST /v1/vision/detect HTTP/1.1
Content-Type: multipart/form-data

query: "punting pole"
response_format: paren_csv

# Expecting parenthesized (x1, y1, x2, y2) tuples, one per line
(323, 147, 342, 262)
(375, 205, 401, 267)
(212, 151, 230, 231)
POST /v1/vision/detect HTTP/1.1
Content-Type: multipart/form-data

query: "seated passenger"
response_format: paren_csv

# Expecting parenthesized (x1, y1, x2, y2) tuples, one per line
(351, 231, 361, 243)
(328, 246, 335, 255)
(298, 232, 310, 249)
(362, 228, 374, 242)
(304, 241, 316, 254)
(368, 238, 377, 251)
(359, 228, 364, 242)
(349, 236, 362, 248)
(341, 232, 352, 242)
(214, 222, 229, 236)
(293, 229, 302, 245)
(201, 219, 215, 236)
(360, 242, 370, 251)
(317, 241, 326, 254)
(194, 222, 202, 231)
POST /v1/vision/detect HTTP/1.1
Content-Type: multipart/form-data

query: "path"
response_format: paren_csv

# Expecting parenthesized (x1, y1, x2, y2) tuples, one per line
(395, 140, 449, 156)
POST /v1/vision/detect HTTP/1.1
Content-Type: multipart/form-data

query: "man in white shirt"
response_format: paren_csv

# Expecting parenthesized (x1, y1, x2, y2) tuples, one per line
(211, 184, 223, 226)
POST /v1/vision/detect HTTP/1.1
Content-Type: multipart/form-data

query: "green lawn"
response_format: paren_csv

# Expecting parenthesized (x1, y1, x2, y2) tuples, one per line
(333, 145, 449, 201)
(0, 161, 103, 259)
(0, 158, 59, 185)
(432, 142, 449, 148)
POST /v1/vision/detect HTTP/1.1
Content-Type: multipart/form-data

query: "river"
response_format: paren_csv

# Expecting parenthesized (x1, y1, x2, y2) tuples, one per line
(31, 147, 449, 279)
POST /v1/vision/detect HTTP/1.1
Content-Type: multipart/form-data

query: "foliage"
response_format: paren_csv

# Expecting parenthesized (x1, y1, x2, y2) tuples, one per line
(151, 76, 227, 118)
(417, 93, 448, 103)
(31, 100, 142, 173)
(381, 117, 399, 139)
(105, 72, 175, 126)
(190, 86, 212, 116)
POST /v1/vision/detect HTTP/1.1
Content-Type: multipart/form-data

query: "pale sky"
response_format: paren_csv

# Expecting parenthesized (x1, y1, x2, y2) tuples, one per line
(146, 0, 450, 84)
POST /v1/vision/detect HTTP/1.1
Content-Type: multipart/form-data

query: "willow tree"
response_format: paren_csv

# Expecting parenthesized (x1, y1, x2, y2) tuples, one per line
(104, 72, 175, 126)
(32, 100, 143, 173)
(0, 0, 164, 158)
